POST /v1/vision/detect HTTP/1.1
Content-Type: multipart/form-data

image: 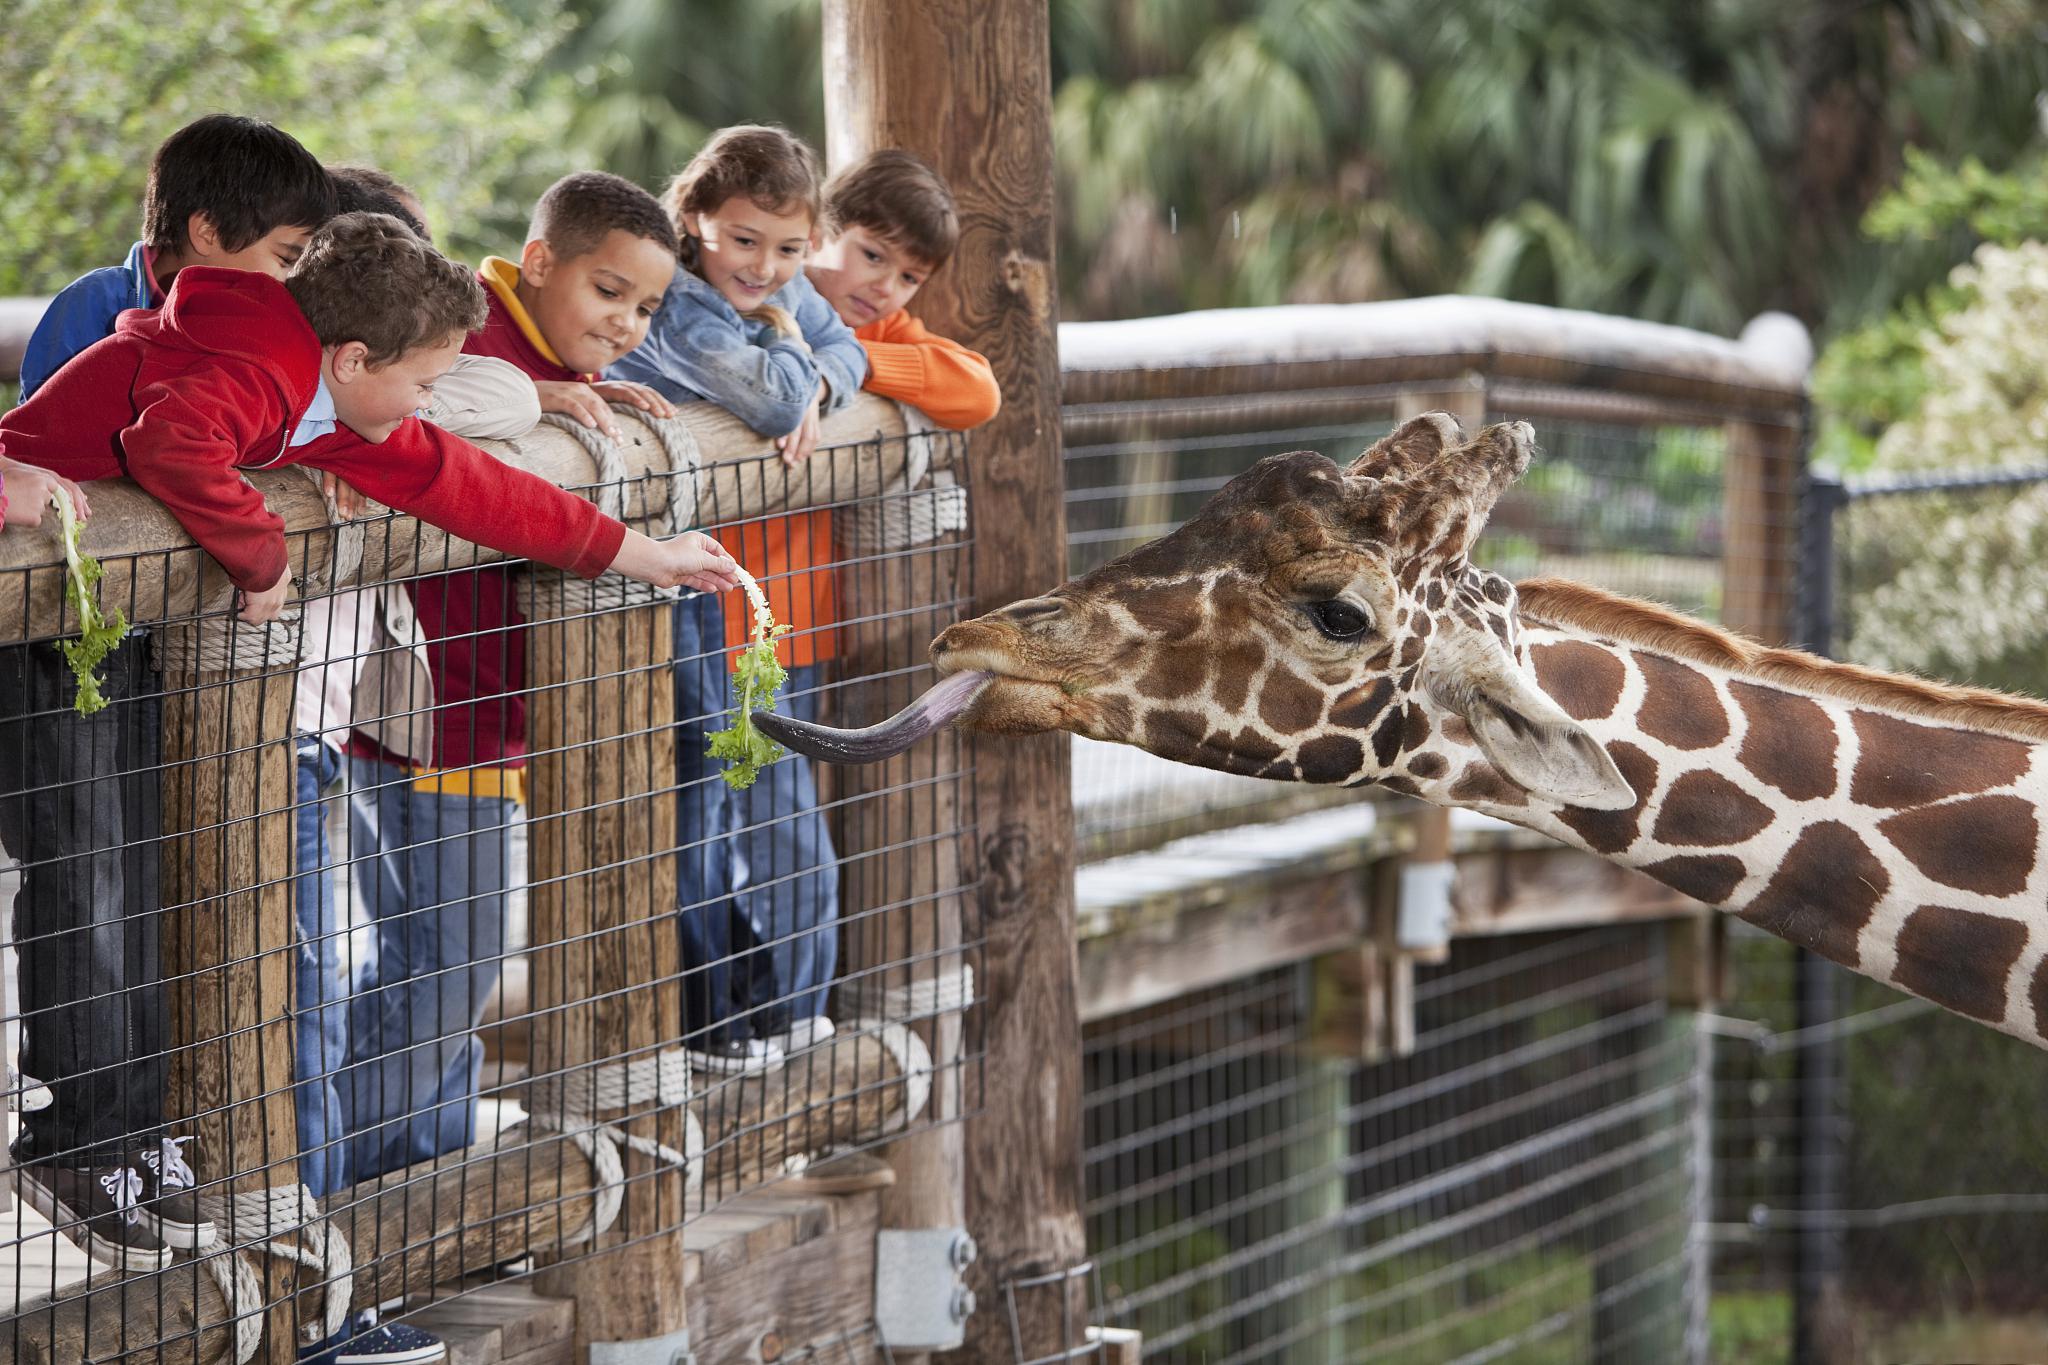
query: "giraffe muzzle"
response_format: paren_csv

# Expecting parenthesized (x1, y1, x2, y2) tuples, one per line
(751, 669, 995, 764)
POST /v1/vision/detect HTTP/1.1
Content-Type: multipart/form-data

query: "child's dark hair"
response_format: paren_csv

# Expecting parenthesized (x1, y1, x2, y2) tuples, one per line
(285, 213, 486, 367)
(329, 164, 428, 239)
(825, 150, 960, 269)
(663, 125, 823, 255)
(141, 114, 335, 258)
(529, 171, 679, 262)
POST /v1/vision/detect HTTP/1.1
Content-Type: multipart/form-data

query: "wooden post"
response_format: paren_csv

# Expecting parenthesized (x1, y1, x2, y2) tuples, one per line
(158, 623, 303, 1363)
(523, 579, 690, 1354)
(1721, 414, 1804, 646)
(822, 2, 1085, 1358)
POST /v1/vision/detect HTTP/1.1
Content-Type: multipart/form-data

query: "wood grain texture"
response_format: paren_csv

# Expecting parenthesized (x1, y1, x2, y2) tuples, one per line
(1722, 417, 1802, 646)
(823, 2, 1085, 1358)
(159, 663, 302, 1363)
(523, 598, 689, 1349)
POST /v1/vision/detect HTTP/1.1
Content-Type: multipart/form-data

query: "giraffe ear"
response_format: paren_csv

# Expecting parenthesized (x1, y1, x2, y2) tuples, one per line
(1460, 670, 1636, 811)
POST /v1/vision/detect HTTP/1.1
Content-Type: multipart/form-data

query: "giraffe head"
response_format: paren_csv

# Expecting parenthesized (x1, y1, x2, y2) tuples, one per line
(763, 412, 1634, 810)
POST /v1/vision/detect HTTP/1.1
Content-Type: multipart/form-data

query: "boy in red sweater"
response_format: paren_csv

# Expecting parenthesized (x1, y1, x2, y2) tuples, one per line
(337, 174, 683, 1185)
(0, 213, 737, 1235)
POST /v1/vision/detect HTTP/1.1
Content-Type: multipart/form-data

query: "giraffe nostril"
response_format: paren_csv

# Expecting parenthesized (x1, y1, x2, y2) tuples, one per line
(998, 597, 1066, 626)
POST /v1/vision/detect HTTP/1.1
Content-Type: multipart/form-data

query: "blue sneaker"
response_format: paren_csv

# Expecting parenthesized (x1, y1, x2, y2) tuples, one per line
(305, 1313, 447, 1365)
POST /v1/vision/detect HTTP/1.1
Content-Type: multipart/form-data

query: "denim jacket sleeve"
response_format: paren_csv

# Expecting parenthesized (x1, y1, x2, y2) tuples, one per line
(789, 275, 870, 418)
(608, 284, 822, 437)
(19, 268, 133, 401)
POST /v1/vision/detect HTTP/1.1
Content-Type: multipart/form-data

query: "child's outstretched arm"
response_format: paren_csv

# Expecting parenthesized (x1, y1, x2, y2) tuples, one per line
(608, 528, 741, 594)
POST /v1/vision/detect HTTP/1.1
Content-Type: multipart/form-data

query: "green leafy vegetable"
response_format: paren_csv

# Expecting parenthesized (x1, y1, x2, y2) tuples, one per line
(53, 486, 127, 715)
(705, 566, 788, 789)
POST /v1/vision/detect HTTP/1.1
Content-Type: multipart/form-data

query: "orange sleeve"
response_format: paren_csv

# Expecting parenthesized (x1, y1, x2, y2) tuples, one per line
(856, 311, 1002, 430)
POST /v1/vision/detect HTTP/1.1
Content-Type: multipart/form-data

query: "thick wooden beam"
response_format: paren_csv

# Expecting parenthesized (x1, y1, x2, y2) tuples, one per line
(822, 2, 1083, 1358)
(524, 589, 689, 1351)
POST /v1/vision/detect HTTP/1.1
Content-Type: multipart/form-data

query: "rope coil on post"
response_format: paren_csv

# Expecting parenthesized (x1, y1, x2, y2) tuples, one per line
(197, 1183, 356, 1361)
(853, 1021, 935, 1135)
(525, 1047, 704, 1246)
(840, 964, 976, 1022)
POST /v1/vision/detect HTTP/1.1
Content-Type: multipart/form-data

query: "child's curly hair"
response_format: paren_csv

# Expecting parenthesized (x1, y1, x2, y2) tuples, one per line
(285, 212, 486, 366)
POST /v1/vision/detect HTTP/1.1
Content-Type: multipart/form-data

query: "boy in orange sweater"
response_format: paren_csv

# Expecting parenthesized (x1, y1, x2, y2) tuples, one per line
(806, 150, 1001, 429)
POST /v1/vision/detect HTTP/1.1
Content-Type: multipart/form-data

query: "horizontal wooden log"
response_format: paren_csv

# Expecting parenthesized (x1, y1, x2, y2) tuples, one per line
(0, 297, 42, 384)
(0, 393, 925, 644)
(0, 1025, 927, 1363)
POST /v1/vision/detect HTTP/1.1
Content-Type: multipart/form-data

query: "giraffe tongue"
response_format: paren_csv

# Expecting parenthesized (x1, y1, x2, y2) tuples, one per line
(752, 670, 994, 764)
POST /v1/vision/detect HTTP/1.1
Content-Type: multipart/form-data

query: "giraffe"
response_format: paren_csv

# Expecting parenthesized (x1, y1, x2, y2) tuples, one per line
(759, 412, 2048, 1048)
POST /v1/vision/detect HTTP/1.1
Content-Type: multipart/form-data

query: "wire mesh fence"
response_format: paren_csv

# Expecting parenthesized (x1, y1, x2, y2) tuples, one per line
(0, 418, 983, 1360)
(1084, 926, 1705, 1365)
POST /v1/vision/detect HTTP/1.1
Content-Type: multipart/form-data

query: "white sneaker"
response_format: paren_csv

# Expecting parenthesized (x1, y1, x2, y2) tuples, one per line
(769, 1017, 836, 1053)
(9, 1074, 52, 1112)
(685, 1037, 786, 1075)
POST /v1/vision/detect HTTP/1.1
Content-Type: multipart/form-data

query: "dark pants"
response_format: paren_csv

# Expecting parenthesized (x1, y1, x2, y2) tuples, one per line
(0, 635, 164, 1168)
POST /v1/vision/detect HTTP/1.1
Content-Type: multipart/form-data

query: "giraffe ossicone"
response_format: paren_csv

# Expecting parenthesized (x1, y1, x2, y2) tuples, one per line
(761, 412, 2048, 1048)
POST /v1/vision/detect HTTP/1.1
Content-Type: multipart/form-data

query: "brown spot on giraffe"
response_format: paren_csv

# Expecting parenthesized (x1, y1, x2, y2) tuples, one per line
(1652, 772, 1772, 847)
(1849, 711, 2031, 809)
(1644, 855, 1747, 906)
(1380, 774, 1423, 797)
(1400, 704, 1431, 753)
(1398, 636, 1426, 667)
(1135, 650, 1204, 702)
(1117, 581, 1204, 638)
(1372, 708, 1407, 769)
(1408, 751, 1449, 781)
(1530, 641, 1626, 721)
(1892, 905, 2026, 1022)
(1740, 822, 1888, 970)
(1879, 795, 2037, 898)
(1423, 580, 1446, 609)
(1732, 682, 1837, 802)
(1633, 653, 1729, 751)
(1222, 727, 1285, 765)
(1331, 679, 1396, 732)
(1558, 742, 1658, 854)
(1210, 643, 1262, 715)
(1449, 762, 1528, 808)
(1258, 668, 1323, 735)
(1297, 733, 1366, 783)
(1441, 715, 1475, 746)
(1142, 708, 1208, 757)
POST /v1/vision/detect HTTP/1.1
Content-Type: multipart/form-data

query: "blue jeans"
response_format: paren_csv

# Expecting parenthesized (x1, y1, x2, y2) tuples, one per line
(672, 593, 840, 1042)
(291, 741, 349, 1198)
(341, 755, 514, 1181)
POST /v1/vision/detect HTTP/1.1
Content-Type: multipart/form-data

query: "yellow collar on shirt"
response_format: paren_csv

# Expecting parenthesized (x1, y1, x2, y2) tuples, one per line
(479, 256, 571, 371)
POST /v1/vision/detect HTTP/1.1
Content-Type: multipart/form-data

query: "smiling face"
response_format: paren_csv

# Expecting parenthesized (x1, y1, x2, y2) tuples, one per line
(807, 225, 931, 327)
(325, 330, 465, 443)
(923, 414, 1632, 807)
(518, 228, 677, 375)
(684, 195, 817, 313)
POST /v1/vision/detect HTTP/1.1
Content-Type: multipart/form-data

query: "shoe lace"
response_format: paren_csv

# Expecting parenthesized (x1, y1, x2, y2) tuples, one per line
(98, 1167, 144, 1225)
(145, 1135, 198, 1191)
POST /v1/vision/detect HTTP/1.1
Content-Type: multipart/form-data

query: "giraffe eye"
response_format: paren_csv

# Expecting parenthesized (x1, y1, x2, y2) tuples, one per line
(1307, 600, 1373, 641)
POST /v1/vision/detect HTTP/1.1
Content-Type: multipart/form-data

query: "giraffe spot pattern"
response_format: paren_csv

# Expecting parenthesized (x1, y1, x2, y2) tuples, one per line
(1449, 762, 1528, 808)
(1848, 710, 2031, 809)
(1878, 795, 2037, 898)
(1529, 641, 1626, 721)
(1398, 636, 1426, 667)
(1210, 644, 1262, 715)
(1892, 904, 2026, 1022)
(1331, 678, 1396, 732)
(1631, 653, 1729, 750)
(1651, 771, 1773, 847)
(1732, 682, 1837, 802)
(1117, 582, 1205, 638)
(1400, 705, 1431, 753)
(1372, 708, 1407, 769)
(1738, 821, 1887, 970)
(1408, 752, 1448, 780)
(1644, 855, 1747, 906)
(1142, 708, 1207, 758)
(1379, 774, 1423, 796)
(1258, 668, 1324, 735)
(1558, 742, 1658, 854)
(1297, 733, 1367, 783)
(1224, 727, 1285, 764)
(1135, 650, 1204, 702)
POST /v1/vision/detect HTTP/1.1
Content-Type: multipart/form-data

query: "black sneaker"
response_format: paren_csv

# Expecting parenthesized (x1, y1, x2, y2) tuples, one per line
(135, 1136, 217, 1250)
(11, 1160, 171, 1272)
(330, 1317, 447, 1364)
(685, 1036, 786, 1075)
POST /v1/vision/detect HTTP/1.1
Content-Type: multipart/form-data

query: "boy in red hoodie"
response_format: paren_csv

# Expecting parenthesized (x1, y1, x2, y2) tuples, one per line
(0, 213, 737, 1266)
(337, 174, 682, 1186)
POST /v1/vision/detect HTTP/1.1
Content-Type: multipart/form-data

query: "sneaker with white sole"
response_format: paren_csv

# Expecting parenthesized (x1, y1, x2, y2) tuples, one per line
(11, 1160, 171, 1272)
(326, 1314, 447, 1364)
(685, 1036, 785, 1075)
(136, 1136, 217, 1250)
(768, 1016, 836, 1054)
(8, 1073, 52, 1112)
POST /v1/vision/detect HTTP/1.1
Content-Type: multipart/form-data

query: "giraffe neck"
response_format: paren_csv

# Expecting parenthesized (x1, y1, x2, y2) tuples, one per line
(1415, 611, 2048, 1048)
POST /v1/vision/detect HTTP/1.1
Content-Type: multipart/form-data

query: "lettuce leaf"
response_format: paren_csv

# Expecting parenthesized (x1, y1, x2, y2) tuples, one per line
(705, 566, 788, 789)
(52, 486, 126, 716)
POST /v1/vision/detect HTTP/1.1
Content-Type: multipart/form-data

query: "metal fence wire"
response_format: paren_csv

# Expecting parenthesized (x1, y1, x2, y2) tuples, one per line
(0, 428, 983, 1360)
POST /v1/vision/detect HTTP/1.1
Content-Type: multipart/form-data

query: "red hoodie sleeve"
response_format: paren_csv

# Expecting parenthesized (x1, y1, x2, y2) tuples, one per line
(302, 419, 625, 578)
(858, 311, 1003, 430)
(120, 364, 291, 592)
